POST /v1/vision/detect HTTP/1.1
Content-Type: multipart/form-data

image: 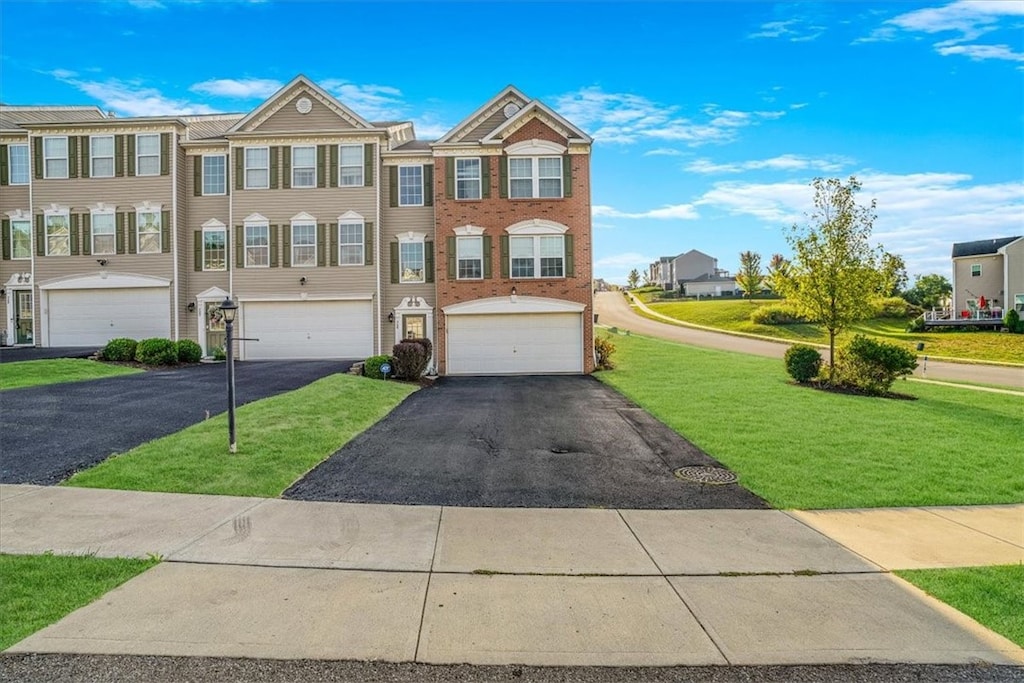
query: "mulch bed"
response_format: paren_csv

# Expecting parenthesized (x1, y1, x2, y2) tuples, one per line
(789, 379, 918, 401)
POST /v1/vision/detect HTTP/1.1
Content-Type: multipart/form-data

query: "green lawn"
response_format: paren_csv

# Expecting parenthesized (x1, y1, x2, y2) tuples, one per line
(644, 298, 1024, 364)
(0, 553, 158, 650)
(896, 565, 1024, 647)
(65, 374, 417, 497)
(596, 330, 1024, 509)
(0, 358, 142, 390)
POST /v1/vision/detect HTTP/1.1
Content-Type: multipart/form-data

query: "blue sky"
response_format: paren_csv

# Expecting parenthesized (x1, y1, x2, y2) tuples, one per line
(2, 0, 1022, 285)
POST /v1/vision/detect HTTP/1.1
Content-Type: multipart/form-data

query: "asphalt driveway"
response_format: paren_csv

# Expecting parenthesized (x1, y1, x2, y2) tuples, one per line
(1, 360, 351, 485)
(285, 376, 768, 509)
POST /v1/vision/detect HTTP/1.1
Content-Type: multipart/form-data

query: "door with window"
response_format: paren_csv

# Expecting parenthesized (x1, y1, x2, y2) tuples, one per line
(14, 291, 33, 345)
(205, 302, 226, 354)
(402, 314, 426, 340)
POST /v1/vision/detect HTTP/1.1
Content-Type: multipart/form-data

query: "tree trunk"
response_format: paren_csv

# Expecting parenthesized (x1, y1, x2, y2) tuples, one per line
(828, 329, 836, 382)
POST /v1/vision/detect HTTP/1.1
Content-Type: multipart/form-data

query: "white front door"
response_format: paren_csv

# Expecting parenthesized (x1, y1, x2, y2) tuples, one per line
(447, 312, 583, 375)
(241, 300, 372, 360)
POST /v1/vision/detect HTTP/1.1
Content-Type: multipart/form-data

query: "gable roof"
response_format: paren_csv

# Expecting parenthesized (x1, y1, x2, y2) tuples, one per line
(227, 75, 373, 134)
(480, 99, 592, 145)
(952, 236, 1023, 258)
(434, 85, 530, 145)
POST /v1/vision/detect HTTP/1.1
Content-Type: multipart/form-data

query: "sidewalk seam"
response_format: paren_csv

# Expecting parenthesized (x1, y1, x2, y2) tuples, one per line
(163, 496, 269, 560)
(781, 510, 889, 571)
(921, 507, 1024, 551)
(413, 505, 444, 662)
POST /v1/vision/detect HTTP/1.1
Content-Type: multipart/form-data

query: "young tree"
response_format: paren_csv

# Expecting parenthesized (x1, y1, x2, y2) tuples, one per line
(765, 253, 790, 294)
(903, 274, 952, 309)
(879, 252, 908, 297)
(735, 251, 764, 298)
(627, 269, 640, 289)
(775, 177, 884, 381)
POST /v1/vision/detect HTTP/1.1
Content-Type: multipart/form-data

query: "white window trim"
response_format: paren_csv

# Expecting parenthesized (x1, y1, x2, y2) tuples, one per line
(455, 157, 482, 200)
(202, 154, 227, 196)
(291, 145, 316, 189)
(290, 219, 317, 267)
(398, 165, 424, 207)
(202, 219, 228, 272)
(135, 203, 163, 254)
(9, 217, 31, 260)
(397, 232, 427, 284)
(135, 133, 161, 177)
(90, 207, 116, 256)
(43, 205, 71, 256)
(506, 218, 569, 235)
(8, 144, 29, 185)
(90, 135, 115, 178)
(338, 211, 365, 267)
(244, 219, 271, 269)
(244, 146, 270, 190)
(509, 235, 566, 280)
(507, 155, 563, 199)
(339, 144, 363, 187)
(505, 139, 567, 156)
(456, 235, 484, 281)
(970, 264, 982, 277)
(42, 136, 68, 180)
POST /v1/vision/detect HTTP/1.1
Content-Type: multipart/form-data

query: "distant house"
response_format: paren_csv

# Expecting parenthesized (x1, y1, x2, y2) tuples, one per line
(647, 249, 735, 296)
(648, 256, 675, 290)
(680, 272, 738, 298)
(673, 249, 718, 282)
(951, 236, 1024, 314)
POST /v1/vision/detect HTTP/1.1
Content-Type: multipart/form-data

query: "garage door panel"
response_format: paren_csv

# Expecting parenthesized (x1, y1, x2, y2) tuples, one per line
(242, 301, 372, 360)
(447, 313, 582, 375)
(48, 288, 170, 347)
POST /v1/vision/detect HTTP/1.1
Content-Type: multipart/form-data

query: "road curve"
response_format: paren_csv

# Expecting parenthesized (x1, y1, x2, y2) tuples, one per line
(594, 291, 1024, 389)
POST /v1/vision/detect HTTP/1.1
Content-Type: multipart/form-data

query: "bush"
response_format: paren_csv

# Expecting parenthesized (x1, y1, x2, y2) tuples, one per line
(135, 338, 178, 366)
(871, 297, 925, 319)
(391, 340, 430, 380)
(832, 334, 918, 395)
(175, 339, 202, 363)
(594, 336, 616, 370)
(751, 303, 809, 325)
(905, 316, 926, 333)
(1005, 309, 1023, 334)
(363, 354, 392, 380)
(100, 338, 137, 362)
(211, 346, 226, 361)
(784, 344, 822, 383)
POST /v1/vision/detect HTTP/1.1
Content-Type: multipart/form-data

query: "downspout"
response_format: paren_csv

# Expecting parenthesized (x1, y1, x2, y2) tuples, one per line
(228, 145, 234, 300)
(28, 134, 36, 346)
(375, 139, 382, 355)
(171, 128, 180, 341)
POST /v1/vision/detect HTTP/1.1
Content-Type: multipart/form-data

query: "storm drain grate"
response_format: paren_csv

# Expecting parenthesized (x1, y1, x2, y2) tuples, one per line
(674, 466, 738, 486)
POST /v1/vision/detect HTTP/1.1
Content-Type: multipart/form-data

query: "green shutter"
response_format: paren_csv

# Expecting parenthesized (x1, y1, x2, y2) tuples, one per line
(364, 222, 374, 265)
(161, 210, 171, 254)
(329, 145, 338, 188)
(160, 133, 170, 176)
(483, 235, 493, 278)
(447, 237, 457, 280)
(445, 158, 455, 199)
(36, 214, 45, 256)
(0, 144, 8, 185)
(234, 148, 244, 190)
(115, 135, 125, 177)
(317, 223, 326, 267)
(423, 164, 434, 206)
(1, 219, 10, 259)
(235, 225, 244, 268)
(225, 158, 231, 195)
(127, 135, 136, 176)
(33, 138, 43, 179)
(269, 147, 279, 189)
(67, 137, 78, 178)
(563, 154, 572, 198)
(193, 156, 202, 196)
(127, 212, 137, 253)
(500, 235, 509, 278)
(481, 156, 491, 198)
(425, 240, 435, 283)
(316, 145, 326, 188)
(565, 234, 574, 277)
(194, 230, 202, 271)
(81, 213, 91, 256)
(390, 242, 399, 283)
(273, 225, 282, 267)
(69, 214, 80, 255)
(329, 223, 338, 266)
(281, 146, 291, 190)
(115, 213, 125, 254)
(498, 156, 508, 198)
(363, 143, 373, 187)
(388, 166, 398, 207)
(80, 136, 90, 179)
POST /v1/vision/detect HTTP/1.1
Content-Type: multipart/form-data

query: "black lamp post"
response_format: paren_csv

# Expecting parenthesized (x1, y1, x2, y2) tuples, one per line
(220, 297, 239, 453)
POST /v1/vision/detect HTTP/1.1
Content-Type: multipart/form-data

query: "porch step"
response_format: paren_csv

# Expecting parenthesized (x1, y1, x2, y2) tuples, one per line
(349, 362, 365, 376)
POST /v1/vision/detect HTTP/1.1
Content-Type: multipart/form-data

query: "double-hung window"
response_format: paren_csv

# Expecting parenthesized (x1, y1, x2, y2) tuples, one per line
(291, 221, 316, 266)
(292, 146, 316, 188)
(338, 221, 364, 265)
(245, 147, 270, 189)
(510, 235, 564, 278)
(509, 156, 562, 198)
(203, 226, 227, 271)
(10, 219, 31, 259)
(8, 144, 29, 185)
(245, 223, 270, 267)
(45, 212, 71, 256)
(91, 136, 115, 177)
(137, 210, 161, 253)
(457, 236, 483, 279)
(339, 144, 363, 186)
(400, 241, 425, 283)
(398, 166, 423, 206)
(136, 134, 160, 176)
(971, 264, 982, 277)
(91, 211, 116, 255)
(456, 158, 481, 200)
(43, 137, 69, 179)
(202, 155, 226, 195)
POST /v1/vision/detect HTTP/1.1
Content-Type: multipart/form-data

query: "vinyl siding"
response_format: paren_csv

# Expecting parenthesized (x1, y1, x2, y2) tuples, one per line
(460, 98, 527, 142)
(0, 181, 31, 341)
(174, 141, 188, 340)
(253, 97, 358, 133)
(953, 254, 1003, 311)
(1005, 240, 1024, 309)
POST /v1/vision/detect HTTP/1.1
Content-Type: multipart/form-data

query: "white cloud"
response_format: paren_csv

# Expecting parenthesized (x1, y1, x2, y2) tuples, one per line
(935, 42, 1024, 63)
(595, 252, 656, 269)
(190, 78, 283, 99)
(50, 72, 218, 116)
(320, 79, 406, 121)
(749, 19, 826, 42)
(686, 154, 852, 174)
(593, 204, 700, 220)
(643, 148, 685, 157)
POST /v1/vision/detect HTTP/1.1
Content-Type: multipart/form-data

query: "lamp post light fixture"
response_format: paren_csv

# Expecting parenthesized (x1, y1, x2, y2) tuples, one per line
(219, 297, 239, 453)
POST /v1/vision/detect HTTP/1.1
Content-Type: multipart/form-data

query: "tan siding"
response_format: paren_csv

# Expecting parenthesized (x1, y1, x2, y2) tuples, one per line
(175, 142, 188, 341)
(1004, 241, 1024, 310)
(953, 254, 1002, 311)
(381, 184, 435, 351)
(255, 97, 356, 133)
(461, 98, 526, 142)
(0, 185, 31, 338)
(33, 176, 174, 211)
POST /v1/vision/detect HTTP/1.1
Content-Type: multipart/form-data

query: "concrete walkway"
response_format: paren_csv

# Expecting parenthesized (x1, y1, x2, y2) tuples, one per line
(2, 485, 1021, 666)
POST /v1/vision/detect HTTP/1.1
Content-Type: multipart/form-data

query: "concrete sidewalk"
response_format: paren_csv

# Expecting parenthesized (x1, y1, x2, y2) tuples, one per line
(1, 485, 1022, 666)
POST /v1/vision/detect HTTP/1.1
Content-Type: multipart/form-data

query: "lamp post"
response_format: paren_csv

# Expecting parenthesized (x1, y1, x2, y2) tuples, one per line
(220, 297, 239, 453)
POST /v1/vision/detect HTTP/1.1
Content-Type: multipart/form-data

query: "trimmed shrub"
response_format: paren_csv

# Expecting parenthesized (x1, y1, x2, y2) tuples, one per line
(212, 346, 227, 361)
(784, 344, 822, 383)
(408, 337, 433, 364)
(363, 354, 392, 380)
(135, 338, 178, 366)
(391, 340, 430, 380)
(100, 337, 137, 362)
(175, 339, 202, 363)
(871, 297, 924, 319)
(832, 334, 917, 395)
(751, 303, 809, 325)
(594, 336, 616, 370)
(1005, 309, 1023, 334)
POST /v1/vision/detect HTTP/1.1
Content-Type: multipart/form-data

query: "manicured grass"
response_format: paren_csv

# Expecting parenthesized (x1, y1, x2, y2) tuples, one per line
(896, 565, 1024, 647)
(596, 330, 1024, 509)
(0, 553, 158, 650)
(64, 374, 417, 497)
(0, 358, 142, 390)
(645, 299, 1024, 364)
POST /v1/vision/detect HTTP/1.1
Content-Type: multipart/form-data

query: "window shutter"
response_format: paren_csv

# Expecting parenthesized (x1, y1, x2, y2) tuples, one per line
(80, 136, 90, 179)
(116, 213, 126, 254)
(82, 213, 91, 256)
(33, 138, 43, 179)
(317, 223, 326, 267)
(225, 161, 230, 196)
(160, 133, 170, 175)
(235, 225, 244, 268)
(193, 156, 202, 196)
(363, 143, 373, 187)
(329, 145, 338, 188)
(1, 219, 9, 259)
(447, 237, 456, 280)
(127, 212, 137, 253)
(127, 135, 136, 177)
(364, 222, 374, 265)
(281, 146, 291, 190)
(423, 164, 434, 206)
(329, 223, 338, 266)
(498, 156, 508, 198)
(388, 166, 398, 207)
(562, 154, 572, 198)
(269, 147, 279, 189)
(390, 242, 399, 283)
(500, 235, 509, 278)
(115, 135, 125, 177)
(194, 230, 203, 271)
(234, 148, 243, 190)
(275, 225, 284, 267)
(425, 240, 435, 283)
(483, 235, 493, 278)
(161, 210, 171, 253)
(36, 215, 45, 255)
(66, 137, 78, 178)
(481, 156, 491, 199)
(316, 145, 327, 188)
(0, 144, 7, 185)
(564, 234, 575, 277)
(445, 158, 454, 199)
(69, 214, 79, 255)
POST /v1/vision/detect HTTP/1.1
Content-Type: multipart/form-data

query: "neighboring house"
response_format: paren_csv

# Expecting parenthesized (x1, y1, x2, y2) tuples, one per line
(0, 77, 594, 375)
(648, 256, 675, 290)
(951, 236, 1024, 314)
(680, 273, 738, 298)
(673, 249, 718, 283)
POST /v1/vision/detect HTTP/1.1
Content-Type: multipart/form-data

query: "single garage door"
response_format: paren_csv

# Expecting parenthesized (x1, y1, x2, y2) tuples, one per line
(48, 288, 170, 347)
(447, 312, 583, 375)
(242, 300, 373, 360)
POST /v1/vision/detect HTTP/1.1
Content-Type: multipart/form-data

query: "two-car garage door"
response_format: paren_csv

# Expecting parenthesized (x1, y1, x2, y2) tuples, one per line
(447, 312, 583, 375)
(241, 300, 373, 360)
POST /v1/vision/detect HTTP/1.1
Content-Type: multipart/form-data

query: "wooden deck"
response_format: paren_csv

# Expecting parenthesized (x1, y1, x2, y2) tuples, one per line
(922, 309, 1006, 329)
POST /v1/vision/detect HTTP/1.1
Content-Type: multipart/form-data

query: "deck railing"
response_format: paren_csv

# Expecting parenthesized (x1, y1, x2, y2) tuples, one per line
(923, 308, 1005, 323)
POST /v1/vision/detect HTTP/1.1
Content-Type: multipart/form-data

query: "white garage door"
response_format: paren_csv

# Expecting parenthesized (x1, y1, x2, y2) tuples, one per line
(447, 313, 583, 375)
(242, 300, 373, 360)
(48, 288, 170, 347)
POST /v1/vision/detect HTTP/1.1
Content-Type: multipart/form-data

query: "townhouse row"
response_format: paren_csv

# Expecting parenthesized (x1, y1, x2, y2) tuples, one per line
(0, 76, 594, 375)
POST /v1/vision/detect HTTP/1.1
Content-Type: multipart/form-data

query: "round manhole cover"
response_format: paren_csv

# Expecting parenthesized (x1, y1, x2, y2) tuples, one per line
(674, 466, 738, 485)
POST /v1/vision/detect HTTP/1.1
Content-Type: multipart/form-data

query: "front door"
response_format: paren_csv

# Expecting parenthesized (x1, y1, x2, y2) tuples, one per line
(402, 314, 426, 340)
(14, 291, 32, 345)
(205, 302, 226, 354)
